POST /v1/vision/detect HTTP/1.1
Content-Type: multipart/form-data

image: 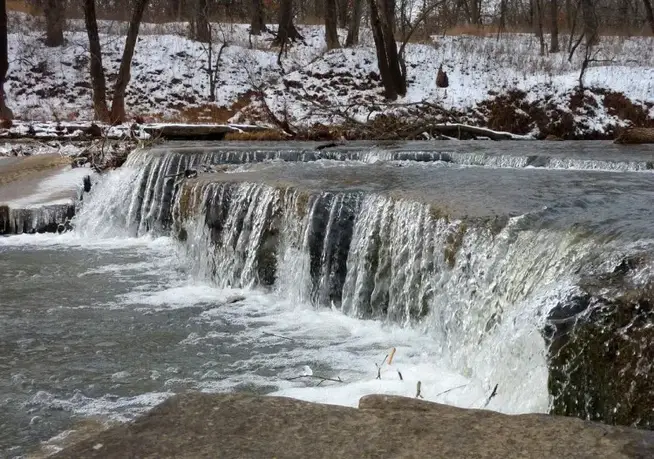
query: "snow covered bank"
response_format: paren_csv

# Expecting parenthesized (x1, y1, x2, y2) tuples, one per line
(5, 14, 654, 139)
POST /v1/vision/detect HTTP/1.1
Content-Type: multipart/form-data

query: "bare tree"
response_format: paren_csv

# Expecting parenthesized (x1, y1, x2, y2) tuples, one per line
(369, 0, 406, 99)
(44, 0, 64, 47)
(469, 0, 480, 25)
(83, 0, 109, 121)
(110, 0, 149, 124)
(534, 0, 546, 55)
(337, 0, 348, 28)
(250, 0, 266, 35)
(273, 0, 302, 45)
(550, 0, 560, 52)
(580, 0, 598, 45)
(325, 0, 341, 49)
(643, 0, 654, 34)
(0, 0, 11, 119)
(345, 0, 363, 46)
(83, 0, 149, 123)
(191, 0, 211, 42)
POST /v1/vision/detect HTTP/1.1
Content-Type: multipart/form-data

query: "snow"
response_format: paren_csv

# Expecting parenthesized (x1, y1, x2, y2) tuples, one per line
(4, 12, 654, 135)
(5, 165, 91, 207)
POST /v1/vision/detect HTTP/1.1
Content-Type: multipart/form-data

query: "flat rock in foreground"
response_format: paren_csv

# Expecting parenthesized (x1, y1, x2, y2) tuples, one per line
(52, 393, 654, 459)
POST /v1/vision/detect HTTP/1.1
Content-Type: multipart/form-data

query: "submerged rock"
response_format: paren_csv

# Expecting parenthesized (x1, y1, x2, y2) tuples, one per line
(51, 393, 654, 458)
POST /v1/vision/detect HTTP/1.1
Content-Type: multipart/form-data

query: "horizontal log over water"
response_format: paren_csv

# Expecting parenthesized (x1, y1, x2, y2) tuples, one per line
(615, 127, 654, 144)
(51, 393, 654, 459)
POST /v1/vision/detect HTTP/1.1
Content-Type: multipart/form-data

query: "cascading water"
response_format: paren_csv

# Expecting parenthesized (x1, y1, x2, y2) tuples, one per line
(71, 142, 654, 419)
(7, 141, 654, 458)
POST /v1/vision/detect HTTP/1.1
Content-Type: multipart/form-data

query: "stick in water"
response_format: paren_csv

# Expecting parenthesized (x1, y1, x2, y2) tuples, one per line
(388, 347, 396, 365)
(415, 381, 424, 399)
(375, 353, 389, 380)
(482, 384, 498, 408)
(434, 384, 468, 398)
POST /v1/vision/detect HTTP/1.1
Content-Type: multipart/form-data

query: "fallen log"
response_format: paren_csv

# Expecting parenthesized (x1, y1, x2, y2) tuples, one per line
(614, 127, 654, 145)
(0, 121, 270, 142)
(406, 123, 533, 141)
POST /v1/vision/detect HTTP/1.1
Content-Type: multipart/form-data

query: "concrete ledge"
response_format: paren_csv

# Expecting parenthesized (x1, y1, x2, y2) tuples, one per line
(49, 393, 654, 459)
(0, 155, 88, 234)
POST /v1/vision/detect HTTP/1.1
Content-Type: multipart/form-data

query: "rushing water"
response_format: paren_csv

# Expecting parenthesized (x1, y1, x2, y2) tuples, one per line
(2, 141, 654, 457)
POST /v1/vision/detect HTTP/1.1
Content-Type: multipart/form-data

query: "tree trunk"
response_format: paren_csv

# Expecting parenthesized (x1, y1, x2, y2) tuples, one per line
(109, 0, 149, 124)
(368, 0, 405, 100)
(534, 0, 546, 55)
(470, 0, 480, 25)
(166, 0, 179, 21)
(550, 0, 560, 52)
(337, 0, 348, 28)
(564, 0, 573, 31)
(83, 0, 109, 122)
(325, 0, 340, 49)
(44, 0, 64, 47)
(345, 0, 363, 46)
(643, 0, 654, 34)
(192, 0, 211, 42)
(580, 0, 598, 46)
(400, 0, 407, 36)
(250, 0, 266, 35)
(0, 0, 11, 119)
(274, 0, 302, 45)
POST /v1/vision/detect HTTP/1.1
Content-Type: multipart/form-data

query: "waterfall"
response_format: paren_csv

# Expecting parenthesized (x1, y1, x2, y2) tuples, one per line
(72, 144, 654, 418)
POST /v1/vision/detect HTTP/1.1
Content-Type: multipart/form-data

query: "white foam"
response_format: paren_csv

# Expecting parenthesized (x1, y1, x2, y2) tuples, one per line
(187, 292, 519, 413)
(0, 231, 174, 251)
(120, 284, 246, 310)
(26, 390, 173, 422)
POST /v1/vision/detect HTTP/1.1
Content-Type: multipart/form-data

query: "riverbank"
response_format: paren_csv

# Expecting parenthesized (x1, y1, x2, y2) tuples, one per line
(5, 14, 654, 140)
(47, 393, 654, 458)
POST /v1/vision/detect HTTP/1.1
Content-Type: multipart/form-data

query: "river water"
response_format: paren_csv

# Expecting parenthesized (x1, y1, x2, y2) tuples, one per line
(2, 141, 654, 457)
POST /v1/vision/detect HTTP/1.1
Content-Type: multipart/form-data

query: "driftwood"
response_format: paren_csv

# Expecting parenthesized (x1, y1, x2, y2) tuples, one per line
(409, 123, 527, 141)
(614, 127, 654, 145)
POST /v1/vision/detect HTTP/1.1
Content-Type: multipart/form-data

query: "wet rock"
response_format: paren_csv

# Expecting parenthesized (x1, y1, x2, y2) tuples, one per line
(0, 204, 76, 235)
(51, 393, 654, 458)
(546, 278, 654, 429)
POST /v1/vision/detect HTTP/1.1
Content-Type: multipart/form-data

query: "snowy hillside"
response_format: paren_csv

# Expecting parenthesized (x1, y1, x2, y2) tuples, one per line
(6, 13, 654, 138)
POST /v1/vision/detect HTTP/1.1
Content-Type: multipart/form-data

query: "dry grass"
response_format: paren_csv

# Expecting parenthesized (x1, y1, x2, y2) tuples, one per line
(7, 0, 40, 15)
(154, 91, 256, 124)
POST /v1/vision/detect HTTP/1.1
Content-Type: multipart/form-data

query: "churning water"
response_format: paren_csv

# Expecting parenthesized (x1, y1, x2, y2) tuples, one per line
(2, 141, 654, 457)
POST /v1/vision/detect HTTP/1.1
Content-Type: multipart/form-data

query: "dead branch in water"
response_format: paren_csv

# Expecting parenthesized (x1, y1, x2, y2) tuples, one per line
(286, 375, 344, 386)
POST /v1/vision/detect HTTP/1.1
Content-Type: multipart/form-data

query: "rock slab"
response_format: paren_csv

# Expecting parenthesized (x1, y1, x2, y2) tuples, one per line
(0, 154, 87, 234)
(51, 393, 654, 459)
